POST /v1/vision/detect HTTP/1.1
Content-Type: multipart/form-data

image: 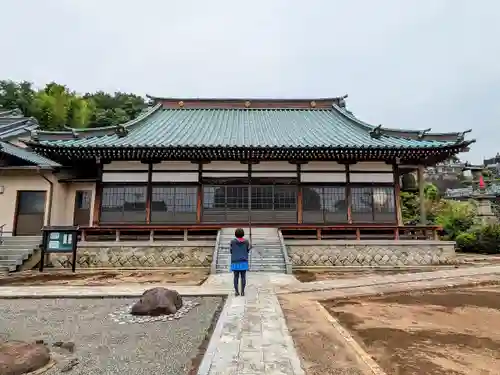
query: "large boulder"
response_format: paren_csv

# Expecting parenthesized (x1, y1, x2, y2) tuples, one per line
(0, 341, 50, 375)
(131, 287, 183, 316)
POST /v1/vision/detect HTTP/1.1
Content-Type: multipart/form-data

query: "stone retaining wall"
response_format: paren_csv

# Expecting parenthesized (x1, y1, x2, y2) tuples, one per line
(49, 242, 214, 268)
(285, 240, 456, 267)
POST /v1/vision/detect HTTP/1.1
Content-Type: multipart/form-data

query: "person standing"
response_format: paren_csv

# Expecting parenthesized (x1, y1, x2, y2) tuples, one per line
(229, 228, 251, 296)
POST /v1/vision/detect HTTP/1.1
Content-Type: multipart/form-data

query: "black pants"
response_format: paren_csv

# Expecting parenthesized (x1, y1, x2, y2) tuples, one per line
(233, 270, 247, 293)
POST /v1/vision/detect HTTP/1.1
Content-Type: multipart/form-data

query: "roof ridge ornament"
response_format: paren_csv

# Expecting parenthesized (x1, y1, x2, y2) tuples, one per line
(338, 94, 348, 108)
(456, 129, 472, 143)
(369, 124, 383, 139)
(418, 128, 432, 140)
(115, 124, 129, 138)
(30, 129, 39, 141)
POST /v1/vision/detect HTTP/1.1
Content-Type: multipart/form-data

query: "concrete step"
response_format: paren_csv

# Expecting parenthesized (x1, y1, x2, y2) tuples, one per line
(0, 265, 16, 273)
(217, 261, 285, 267)
(0, 250, 33, 257)
(216, 267, 286, 273)
(0, 238, 41, 244)
(0, 254, 29, 261)
(0, 259, 23, 266)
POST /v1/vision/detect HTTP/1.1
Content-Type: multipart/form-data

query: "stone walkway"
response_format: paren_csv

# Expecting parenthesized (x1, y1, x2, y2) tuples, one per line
(198, 274, 304, 375)
(278, 264, 500, 294)
(1, 265, 500, 375)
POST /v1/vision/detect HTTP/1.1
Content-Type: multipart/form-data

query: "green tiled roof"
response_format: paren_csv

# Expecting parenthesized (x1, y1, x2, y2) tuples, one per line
(0, 141, 60, 168)
(31, 104, 471, 150)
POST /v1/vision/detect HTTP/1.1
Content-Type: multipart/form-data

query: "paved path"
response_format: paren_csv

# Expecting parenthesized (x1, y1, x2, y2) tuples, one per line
(277, 264, 500, 294)
(199, 274, 304, 375)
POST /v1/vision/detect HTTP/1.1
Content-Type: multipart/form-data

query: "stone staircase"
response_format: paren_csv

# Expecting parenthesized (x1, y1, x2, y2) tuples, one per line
(214, 228, 288, 273)
(0, 236, 42, 273)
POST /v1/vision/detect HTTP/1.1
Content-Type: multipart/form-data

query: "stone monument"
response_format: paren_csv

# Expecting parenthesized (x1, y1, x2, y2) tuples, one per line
(472, 175, 498, 225)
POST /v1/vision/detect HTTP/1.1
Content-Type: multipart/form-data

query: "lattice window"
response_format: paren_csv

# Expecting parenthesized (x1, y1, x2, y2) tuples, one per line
(302, 186, 347, 224)
(100, 185, 147, 223)
(151, 186, 197, 223)
(351, 186, 395, 223)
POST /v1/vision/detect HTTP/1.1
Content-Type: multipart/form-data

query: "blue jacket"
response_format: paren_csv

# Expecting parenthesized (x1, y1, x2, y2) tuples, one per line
(230, 238, 250, 263)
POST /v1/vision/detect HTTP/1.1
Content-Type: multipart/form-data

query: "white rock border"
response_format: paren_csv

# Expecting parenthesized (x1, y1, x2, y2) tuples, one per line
(108, 299, 200, 324)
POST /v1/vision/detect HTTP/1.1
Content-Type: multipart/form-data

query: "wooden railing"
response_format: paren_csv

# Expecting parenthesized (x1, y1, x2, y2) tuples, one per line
(279, 224, 442, 241)
(79, 225, 220, 242)
(78, 224, 442, 242)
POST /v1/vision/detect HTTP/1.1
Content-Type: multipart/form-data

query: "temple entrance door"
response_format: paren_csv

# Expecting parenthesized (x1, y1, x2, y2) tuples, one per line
(201, 183, 298, 224)
(14, 191, 46, 236)
(250, 185, 297, 223)
(73, 190, 92, 226)
(202, 185, 250, 223)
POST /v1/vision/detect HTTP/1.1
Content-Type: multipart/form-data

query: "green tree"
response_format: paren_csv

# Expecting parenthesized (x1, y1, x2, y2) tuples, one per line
(0, 80, 148, 130)
(0, 80, 37, 117)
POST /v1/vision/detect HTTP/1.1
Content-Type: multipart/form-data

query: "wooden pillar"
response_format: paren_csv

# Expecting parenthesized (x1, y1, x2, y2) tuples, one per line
(393, 164, 403, 226)
(196, 162, 202, 223)
(146, 163, 153, 224)
(92, 160, 103, 226)
(248, 163, 252, 230)
(418, 165, 426, 224)
(346, 164, 352, 224)
(297, 164, 303, 224)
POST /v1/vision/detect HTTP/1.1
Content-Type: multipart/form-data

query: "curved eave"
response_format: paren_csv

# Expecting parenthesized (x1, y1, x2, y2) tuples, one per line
(28, 142, 472, 165)
(28, 103, 163, 142)
(332, 104, 473, 143)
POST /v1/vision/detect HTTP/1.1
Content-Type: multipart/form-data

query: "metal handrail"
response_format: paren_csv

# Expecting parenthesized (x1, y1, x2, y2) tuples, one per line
(277, 229, 293, 275)
(0, 224, 5, 245)
(210, 229, 222, 274)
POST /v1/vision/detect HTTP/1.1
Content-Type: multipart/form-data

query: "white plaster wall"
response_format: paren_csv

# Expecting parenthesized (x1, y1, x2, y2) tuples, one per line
(350, 162, 393, 172)
(152, 172, 198, 182)
(301, 162, 346, 171)
(300, 173, 347, 183)
(202, 161, 247, 171)
(103, 161, 148, 171)
(252, 161, 296, 171)
(102, 172, 148, 182)
(350, 173, 394, 183)
(155, 161, 197, 171)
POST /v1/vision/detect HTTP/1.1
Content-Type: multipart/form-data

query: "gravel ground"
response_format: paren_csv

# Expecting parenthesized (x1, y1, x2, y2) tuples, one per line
(0, 297, 224, 375)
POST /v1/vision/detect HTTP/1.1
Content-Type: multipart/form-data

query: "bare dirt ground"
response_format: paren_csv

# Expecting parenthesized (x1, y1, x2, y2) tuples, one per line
(323, 285, 500, 375)
(280, 294, 366, 375)
(0, 269, 209, 286)
(293, 268, 443, 283)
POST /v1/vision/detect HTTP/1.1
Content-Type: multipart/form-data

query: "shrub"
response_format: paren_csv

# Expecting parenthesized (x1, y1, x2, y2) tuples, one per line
(455, 232, 477, 252)
(455, 223, 500, 254)
(475, 223, 500, 254)
(434, 200, 477, 240)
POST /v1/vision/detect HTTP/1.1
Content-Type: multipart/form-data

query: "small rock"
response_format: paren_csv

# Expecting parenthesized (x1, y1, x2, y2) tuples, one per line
(53, 341, 75, 353)
(60, 358, 79, 373)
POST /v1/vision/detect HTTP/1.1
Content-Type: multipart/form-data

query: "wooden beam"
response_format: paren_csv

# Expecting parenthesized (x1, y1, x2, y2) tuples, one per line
(196, 162, 202, 223)
(297, 164, 303, 224)
(346, 164, 352, 224)
(418, 164, 426, 224)
(92, 160, 103, 226)
(393, 164, 403, 226)
(145, 163, 153, 224)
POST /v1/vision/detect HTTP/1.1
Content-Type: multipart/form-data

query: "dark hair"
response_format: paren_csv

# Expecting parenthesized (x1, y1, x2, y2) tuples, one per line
(234, 228, 245, 238)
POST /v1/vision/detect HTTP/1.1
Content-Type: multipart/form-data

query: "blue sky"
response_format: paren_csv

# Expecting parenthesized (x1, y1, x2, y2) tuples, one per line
(1, 0, 498, 163)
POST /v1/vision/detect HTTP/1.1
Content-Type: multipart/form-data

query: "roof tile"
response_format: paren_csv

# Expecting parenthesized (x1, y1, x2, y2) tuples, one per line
(36, 106, 464, 150)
